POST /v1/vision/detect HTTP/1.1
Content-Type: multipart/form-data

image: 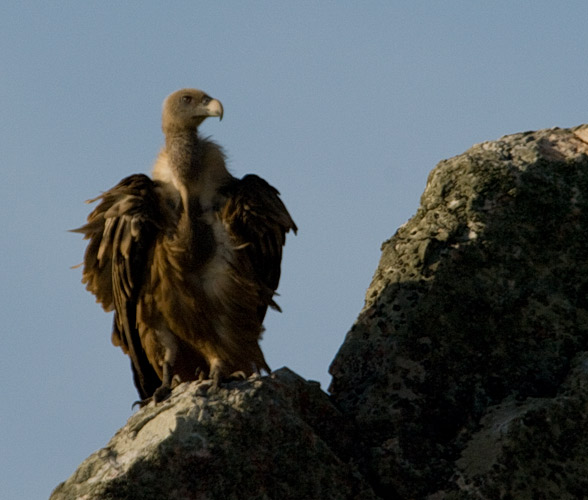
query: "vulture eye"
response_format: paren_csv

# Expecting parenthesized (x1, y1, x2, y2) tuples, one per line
(201, 95, 212, 105)
(181, 95, 192, 104)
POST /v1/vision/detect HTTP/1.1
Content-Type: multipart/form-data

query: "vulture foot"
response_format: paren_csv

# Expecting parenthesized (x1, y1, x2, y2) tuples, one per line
(192, 367, 252, 396)
(131, 383, 172, 409)
(153, 383, 172, 403)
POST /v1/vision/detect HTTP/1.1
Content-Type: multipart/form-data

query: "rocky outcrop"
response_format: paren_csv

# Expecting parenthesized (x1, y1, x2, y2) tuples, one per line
(53, 125, 588, 499)
(329, 125, 588, 499)
(50, 369, 376, 500)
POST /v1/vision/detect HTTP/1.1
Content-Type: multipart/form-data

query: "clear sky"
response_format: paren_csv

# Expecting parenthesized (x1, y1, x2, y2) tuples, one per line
(2, 2, 588, 499)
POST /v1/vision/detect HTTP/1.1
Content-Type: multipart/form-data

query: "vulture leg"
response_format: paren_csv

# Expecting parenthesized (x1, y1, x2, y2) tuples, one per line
(132, 330, 179, 407)
(209, 358, 225, 388)
(152, 360, 173, 403)
(132, 360, 173, 408)
(151, 328, 180, 402)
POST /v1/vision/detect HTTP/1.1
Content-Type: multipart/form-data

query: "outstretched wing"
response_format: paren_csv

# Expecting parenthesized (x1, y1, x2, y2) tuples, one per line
(221, 174, 297, 320)
(72, 174, 164, 399)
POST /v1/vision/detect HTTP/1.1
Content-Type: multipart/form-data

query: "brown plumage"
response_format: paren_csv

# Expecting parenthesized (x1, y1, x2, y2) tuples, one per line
(73, 89, 297, 403)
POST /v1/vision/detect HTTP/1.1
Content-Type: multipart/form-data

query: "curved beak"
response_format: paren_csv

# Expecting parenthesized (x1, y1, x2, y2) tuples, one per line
(206, 98, 223, 121)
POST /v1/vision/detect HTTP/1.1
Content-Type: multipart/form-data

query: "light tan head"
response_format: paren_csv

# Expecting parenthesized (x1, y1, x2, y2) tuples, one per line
(162, 88, 223, 134)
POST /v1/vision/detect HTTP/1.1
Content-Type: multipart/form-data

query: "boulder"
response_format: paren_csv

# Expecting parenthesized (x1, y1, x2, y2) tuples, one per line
(330, 125, 588, 499)
(50, 369, 376, 500)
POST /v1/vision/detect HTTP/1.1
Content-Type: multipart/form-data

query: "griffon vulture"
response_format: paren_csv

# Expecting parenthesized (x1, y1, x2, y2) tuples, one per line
(74, 89, 297, 403)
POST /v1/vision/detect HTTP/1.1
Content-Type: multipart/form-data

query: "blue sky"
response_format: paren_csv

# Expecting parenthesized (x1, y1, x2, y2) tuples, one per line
(2, 2, 588, 498)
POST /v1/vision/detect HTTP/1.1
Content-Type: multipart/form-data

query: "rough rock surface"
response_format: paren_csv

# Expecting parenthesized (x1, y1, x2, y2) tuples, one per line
(330, 124, 588, 499)
(50, 368, 376, 500)
(54, 125, 588, 499)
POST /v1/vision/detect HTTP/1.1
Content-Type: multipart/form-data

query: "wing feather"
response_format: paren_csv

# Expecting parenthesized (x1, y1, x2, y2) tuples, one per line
(221, 174, 297, 319)
(72, 174, 163, 399)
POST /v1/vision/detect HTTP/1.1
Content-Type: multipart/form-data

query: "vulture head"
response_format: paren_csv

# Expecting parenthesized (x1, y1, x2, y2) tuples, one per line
(162, 88, 224, 134)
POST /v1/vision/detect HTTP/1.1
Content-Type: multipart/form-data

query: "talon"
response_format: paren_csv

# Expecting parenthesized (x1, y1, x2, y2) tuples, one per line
(228, 370, 247, 381)
(132, 398, 152, 410)
(194, 367, 207, 382)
